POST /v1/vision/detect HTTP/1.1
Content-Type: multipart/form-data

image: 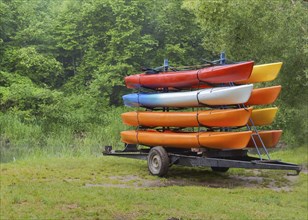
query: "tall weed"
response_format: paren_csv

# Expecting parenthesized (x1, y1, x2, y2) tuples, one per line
(0, 107, 130, 162)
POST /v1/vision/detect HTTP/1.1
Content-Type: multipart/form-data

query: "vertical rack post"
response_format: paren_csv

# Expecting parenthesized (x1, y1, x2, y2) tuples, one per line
(163, 59, 169, 72)
(135, 75, 142, 150)
(247, 117, 271, 160)
(220, 52, 226, 65)
(219, 52, 228, 131)
(163, 59, 169, 131)
(229, 78, 271, 160)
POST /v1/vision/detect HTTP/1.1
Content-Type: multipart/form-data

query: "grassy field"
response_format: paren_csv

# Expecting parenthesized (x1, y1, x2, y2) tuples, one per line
(1, 146, 307, 220)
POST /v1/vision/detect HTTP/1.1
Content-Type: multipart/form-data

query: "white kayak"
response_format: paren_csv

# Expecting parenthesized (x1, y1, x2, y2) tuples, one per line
(123, 84, 253, 107)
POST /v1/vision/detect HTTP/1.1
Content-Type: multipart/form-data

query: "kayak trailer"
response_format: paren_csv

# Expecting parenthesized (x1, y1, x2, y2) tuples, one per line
(103, 144, 301, 177)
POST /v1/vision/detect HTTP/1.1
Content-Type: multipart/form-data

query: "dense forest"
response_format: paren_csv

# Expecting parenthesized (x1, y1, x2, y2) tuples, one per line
(0, 0, 307, 161)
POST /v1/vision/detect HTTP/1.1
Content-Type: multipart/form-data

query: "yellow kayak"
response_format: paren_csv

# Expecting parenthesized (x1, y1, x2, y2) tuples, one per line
(239, 62, 282, 84)
(250, 107, 278, 126)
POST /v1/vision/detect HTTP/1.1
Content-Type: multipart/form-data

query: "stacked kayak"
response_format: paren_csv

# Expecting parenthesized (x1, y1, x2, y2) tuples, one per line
(246, 85, 281, 105)
(242, 63, 283, 148)
(125, 61, 254, 89)
(121, 130, 252, 149)
(123, 84, 253, 107)
(122, 107, 278, 128)
(238, 62, 282, 84)
(121, 59, 283, 150)
(247, 130, 282, 148)
(122, 108, 253, 128)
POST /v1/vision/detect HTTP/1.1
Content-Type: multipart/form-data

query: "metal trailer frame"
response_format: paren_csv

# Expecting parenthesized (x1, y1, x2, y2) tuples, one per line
(103, 144, 302, 176)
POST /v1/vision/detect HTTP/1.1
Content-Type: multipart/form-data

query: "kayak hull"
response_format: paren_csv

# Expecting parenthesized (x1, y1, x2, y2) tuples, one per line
(246, 85, 281, 105)
(247, 130, 282, 148)
(121, 130, 252, 150)
(123, 84, 253, 107)
(122, 108, 253, 127)
(125, 61, 254, 89)
(239, 62, 282, 84)
(250, 107, 278, 126)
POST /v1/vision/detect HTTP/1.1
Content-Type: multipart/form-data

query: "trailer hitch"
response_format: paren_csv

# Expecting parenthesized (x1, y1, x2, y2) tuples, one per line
(287, 168, 302, 176)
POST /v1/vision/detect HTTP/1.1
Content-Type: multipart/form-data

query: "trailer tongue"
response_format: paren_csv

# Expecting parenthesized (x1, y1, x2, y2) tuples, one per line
(103, 145, 301, 177)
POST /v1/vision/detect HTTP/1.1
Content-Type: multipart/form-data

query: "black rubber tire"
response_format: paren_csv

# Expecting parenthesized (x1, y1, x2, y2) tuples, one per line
(211, 167, 229, 173)
(147, 146, 169, 177)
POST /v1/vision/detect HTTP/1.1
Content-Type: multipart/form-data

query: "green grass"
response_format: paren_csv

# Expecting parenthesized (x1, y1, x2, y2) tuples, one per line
(1, 146, 307, 220)
(269, 146, 308, 166)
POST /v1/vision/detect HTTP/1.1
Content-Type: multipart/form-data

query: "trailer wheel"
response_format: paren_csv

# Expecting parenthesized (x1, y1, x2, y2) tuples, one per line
(211, 167, 229, 172)
(148, 147, 169, 177)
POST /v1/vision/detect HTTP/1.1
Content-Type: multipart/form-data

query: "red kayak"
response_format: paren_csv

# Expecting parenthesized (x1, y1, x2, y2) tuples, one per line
(125, 61, 254, 89)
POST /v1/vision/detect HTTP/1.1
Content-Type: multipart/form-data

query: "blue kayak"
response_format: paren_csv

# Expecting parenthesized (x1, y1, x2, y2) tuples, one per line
(123, 84, 253, 108)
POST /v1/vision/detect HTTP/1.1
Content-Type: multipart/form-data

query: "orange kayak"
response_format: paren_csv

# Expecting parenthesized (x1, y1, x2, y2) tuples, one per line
(246, 85, 281, 106)
(121, 108, 253, 128)
(246, 130, 282, 148)
(121, 130, 252, 150)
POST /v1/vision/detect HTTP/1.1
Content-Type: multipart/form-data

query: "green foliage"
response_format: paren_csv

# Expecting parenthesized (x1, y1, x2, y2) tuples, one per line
(0, 0, 307, 160)
(184, 0, 307, 145)
(0, 107, 128, 162)
(184, 0, 308, 105)
(132, 0, 206, 66)
(2, 47, 63, 87)
(0, 112, 46, 162)
(0, 71, 61, 118)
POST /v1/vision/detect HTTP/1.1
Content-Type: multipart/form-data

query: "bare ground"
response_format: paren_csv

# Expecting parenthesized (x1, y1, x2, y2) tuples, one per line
(84, 167, 307, 191)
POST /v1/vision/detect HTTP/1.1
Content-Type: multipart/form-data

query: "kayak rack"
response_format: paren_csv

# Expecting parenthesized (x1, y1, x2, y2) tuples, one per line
(103, 145, 301, 176)
(133, 68, 271, 161)
(120, 54, 296, 176)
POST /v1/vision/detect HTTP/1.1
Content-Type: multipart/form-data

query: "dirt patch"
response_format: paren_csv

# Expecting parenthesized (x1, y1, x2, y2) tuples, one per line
(84, 169, 301, 191)
(301, 168, 308, 175)
(113, 212, 138, 220)
(85, 183, 131, 188)
(61, 203, 79, 211)
(108, 175, 140, 182)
